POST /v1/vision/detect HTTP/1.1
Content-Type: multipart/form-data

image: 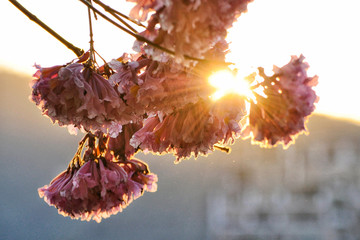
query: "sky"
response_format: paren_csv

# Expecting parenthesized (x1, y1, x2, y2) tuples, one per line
(1, 0, 360, 122)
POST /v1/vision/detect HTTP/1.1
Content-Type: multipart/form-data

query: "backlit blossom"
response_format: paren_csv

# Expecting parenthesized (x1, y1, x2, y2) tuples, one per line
(38, 135, 158, 222)
(136, 58, 211, 114)
(109, 48, 225, 116)
(31, 59, 125, 137)
(29, 0, 321, 224)
(108, 54, 150, 120)
(131, 96, 246, 161)
(127, 0, 163, 22)
(242, 55, 319, 147)
(108, 123, 143, 159)
(132, 0, 253, 62)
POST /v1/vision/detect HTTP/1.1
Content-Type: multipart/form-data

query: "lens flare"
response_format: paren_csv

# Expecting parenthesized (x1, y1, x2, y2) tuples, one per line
(208, 69, 254, 101)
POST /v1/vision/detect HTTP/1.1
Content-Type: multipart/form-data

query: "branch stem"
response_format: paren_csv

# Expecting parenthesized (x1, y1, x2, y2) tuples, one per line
(9, 0, 84, 57)
(87, 0, 95, 63)
(79, 0, 207, 62)
(93, 0, 141, 33)
(214, 145, 231, 153)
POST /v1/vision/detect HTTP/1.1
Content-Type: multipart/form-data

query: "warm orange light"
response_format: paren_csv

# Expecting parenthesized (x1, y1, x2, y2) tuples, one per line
(208, 69, 254, 101)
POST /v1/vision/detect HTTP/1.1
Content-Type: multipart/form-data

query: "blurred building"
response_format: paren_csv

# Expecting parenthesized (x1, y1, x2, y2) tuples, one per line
(206, 117, 360, 240)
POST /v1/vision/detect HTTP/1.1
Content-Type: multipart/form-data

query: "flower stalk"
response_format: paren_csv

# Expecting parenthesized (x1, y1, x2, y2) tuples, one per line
(78, 0, 224, 63)
(87, 0, 96, 65)
(93, 0, 142, 33)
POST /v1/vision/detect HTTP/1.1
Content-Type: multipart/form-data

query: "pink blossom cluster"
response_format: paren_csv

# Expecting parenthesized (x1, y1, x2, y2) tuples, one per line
(31, 58, 125, 137)
(108, 123, 143, 159)
(109, 56, 212, 115)
(30, 0, 320, 223)
(242, 55, 319, 147)
(107, 43, 228, 116)
(38, 135, 157, 222)
(130, 0, 253, 62)
(33, 52, 318, 222)
(131, 96, 246, 161)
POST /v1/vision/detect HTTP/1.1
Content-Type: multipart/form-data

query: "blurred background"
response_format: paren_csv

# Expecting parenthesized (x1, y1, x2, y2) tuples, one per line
(1, 67, 360, 240)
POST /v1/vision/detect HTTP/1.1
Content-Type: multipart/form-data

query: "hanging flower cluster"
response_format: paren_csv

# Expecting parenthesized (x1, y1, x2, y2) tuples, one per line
(39, 133, 157, 222)
(131, 96, 246, 161)
(12, 0, 319, 222)
(31, 54, 124, 137)
(131, 0, 253, 62)
(241, 55, 319, 147)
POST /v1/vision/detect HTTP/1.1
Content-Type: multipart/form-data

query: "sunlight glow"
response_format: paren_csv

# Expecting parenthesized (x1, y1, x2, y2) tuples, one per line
(208, 69, 254, 101)
(2, 0, 360, 121)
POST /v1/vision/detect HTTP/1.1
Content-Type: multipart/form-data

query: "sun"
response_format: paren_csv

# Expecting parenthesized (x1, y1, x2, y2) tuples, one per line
(208, 69, 254, 101)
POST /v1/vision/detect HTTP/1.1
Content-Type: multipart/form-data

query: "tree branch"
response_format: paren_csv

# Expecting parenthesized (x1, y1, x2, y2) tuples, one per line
(93, 0, 143, 33)
(79, 0, 208, 63)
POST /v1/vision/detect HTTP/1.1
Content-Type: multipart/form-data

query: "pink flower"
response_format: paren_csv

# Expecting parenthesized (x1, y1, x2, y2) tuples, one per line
(127, 0, 163, 22)
(31, 59, 125, 137)
(131, 96, 246, 162)
(108, 54, 151, 120)
(133, 0, 253, 62)
(136, 58, 211, 115)
(108, 123, 143, 159)
(38, 138, 158, 222)
(38, 170, 73, 212)
(242, 55, 319, 147)
(118, 158, 158, 203)
(110, 44, 229, 117)
(109, 53, 219, 116)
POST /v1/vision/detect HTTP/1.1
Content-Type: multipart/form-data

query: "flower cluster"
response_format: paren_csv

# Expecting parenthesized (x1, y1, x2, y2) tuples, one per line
(28, 0, 319, 222)
(131, 95, 246, 161)
(242, 55, 319, 147)
(38, 133, 157, 222)
(31, 56, 124, 137)
(131, 0, 253, 62)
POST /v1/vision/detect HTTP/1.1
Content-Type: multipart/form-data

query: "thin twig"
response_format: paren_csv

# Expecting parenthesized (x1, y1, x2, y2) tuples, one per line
(9, 0, 84, 57)
(93, 0, 145, 28)
(214, 145, 231, 153)
(87, 0, 95, 63)
(79, 0, 175, 55)
(79, 0, 209, 63)
(93, 0, 140, 33)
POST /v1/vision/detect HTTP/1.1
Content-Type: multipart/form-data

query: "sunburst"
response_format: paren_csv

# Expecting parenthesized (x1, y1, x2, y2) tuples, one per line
(208, 69, 255, 101)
